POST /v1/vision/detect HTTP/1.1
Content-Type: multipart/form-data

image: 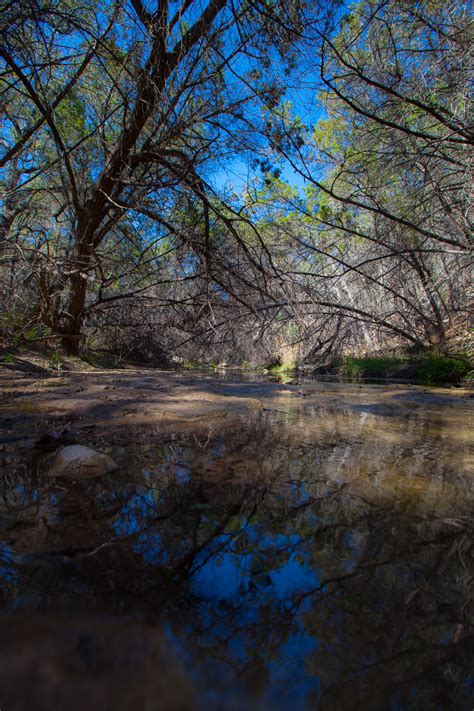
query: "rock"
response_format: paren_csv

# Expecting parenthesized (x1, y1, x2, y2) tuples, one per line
(47, 445, 118, 478)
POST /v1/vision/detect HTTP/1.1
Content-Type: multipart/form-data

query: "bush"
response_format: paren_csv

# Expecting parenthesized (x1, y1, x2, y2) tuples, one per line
(338, 357, 405, 380)
(337, 354, 471, 384)
(414, 355, 470, 384)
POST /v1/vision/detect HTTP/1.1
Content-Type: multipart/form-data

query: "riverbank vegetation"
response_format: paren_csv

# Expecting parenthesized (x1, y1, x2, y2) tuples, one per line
(336, 354, 472, 385)
(1, 0, 472, 375)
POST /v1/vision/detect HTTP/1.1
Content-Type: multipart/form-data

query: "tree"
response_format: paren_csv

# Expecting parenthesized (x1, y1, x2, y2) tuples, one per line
(1, 0, 470, 360)
(263, 0, 472, 351)
(1, 0, 327, 353)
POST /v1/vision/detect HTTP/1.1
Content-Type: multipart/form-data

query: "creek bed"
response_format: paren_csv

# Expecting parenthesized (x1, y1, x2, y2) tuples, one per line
(0, 372, 473, 710)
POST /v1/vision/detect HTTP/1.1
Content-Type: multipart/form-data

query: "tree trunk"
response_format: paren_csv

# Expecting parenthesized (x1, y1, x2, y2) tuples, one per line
(60, 239, 91, 355)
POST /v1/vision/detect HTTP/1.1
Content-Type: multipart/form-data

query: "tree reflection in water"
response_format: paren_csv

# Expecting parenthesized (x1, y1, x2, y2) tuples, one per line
(0, 407, 473, 710)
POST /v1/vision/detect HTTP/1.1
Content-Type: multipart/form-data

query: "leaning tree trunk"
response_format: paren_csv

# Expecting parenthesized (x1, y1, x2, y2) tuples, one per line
(56, 0, 229, 353)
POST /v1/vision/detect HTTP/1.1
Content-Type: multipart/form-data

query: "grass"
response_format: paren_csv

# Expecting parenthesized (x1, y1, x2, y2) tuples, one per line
(338, 357, 405, 380)
(413, 354, 471, 384)
(183, 360, 207, 370)
(337, 353, 471, 384)
(265, 359, 296, 374)
(48, 350, 64, 372)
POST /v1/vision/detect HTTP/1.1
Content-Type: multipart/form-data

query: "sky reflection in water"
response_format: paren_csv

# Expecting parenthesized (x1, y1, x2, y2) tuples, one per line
(0, 396, 473, 710)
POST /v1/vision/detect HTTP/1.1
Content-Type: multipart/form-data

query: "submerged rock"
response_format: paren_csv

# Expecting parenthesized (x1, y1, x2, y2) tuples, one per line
(47, 445, 118, 478)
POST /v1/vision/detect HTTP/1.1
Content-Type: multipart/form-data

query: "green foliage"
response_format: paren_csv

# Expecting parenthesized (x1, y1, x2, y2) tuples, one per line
(25, 325, 40, 340)
(338, 354, 471, 384)
(1, 0, 470, 361)
(183, 360, 206, 370)
(0, 311, 24, 347)
(55, 93, 86, 142)
(265, 359, 296, 374)
(49, 350, 64, 372)
(287, 322, 300, 340)
(338, 357, 405, 380)
(414, 355, 470, 384)
(0, 311, 52, 348)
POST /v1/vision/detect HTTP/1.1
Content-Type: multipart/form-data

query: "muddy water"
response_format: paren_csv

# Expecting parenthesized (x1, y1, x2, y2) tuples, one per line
(0, 373, 473, 710)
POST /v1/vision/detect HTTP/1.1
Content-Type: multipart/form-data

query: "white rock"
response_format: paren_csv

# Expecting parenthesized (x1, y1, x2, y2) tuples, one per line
(47, 445, 118, 478)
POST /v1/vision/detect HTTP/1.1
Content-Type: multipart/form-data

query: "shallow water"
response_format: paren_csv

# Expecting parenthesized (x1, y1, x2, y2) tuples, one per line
(0, 375, 473, 710)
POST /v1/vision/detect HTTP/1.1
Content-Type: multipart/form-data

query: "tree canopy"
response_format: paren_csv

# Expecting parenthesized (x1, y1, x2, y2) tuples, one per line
(0, 0, 471, 362)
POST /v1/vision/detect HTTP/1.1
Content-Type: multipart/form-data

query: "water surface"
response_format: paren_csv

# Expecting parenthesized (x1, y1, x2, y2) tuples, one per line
(0, 375, 473, 710)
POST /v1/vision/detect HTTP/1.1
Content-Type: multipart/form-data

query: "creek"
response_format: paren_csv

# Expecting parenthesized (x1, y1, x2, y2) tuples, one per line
(0, 372, 472, 710)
